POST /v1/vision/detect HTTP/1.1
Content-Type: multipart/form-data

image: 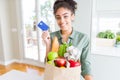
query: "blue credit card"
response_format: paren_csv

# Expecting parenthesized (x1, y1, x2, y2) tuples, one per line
(37, 21, 49, 31)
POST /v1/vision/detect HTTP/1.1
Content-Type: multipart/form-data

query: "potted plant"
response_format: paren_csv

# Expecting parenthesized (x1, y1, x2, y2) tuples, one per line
(116, 36, 120, 44)
(115, 32, 120, 46)
(96, 30, 116, 47)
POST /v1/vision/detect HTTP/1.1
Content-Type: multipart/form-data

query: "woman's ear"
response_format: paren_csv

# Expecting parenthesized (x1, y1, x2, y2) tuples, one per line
(71, 14, 75, 22)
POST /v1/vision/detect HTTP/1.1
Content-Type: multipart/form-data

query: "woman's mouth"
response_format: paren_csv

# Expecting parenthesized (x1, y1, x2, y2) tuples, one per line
(60, 23, 67, 28)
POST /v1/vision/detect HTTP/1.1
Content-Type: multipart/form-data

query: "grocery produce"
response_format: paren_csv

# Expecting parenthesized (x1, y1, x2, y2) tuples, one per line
(51, 36, 59, 52)
(47, 60, 55, 65)
(68, 60, 80, 67)
(65, 46, 81, 61)
(47, 51, 58, 61)
(54, 57, 66, 67)
(47, 38, 80, 68)
(58, 42, 70, 57)
(60, 66, 65, 68)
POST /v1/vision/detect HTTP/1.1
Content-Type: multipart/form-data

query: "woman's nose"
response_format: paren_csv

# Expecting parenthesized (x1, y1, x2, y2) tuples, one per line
(60, 17, 65, 23)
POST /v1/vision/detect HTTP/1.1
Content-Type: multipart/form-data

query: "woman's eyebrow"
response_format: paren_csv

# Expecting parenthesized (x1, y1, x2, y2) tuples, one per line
(55, 13, 69, 17)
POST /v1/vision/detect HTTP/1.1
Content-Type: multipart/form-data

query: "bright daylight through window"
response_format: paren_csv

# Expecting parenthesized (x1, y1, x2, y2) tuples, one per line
(21, 0, 55, 62)
(91, 0, 120, 57)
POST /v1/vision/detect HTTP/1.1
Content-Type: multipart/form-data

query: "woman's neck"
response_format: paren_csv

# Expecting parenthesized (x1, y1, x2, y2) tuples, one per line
(61, 27, 72, 42)
(61, 27, 72, 35)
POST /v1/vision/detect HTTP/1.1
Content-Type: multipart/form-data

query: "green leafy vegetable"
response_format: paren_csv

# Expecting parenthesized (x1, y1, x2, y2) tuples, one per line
(58, 42, 71, 57)
(97, 30, 115, 39)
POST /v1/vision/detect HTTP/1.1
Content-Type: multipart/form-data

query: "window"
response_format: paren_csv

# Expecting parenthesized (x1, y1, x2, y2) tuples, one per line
(91, 0, 120, 57)
(40, 0, 55, 32)
(21, 0, 55, 63)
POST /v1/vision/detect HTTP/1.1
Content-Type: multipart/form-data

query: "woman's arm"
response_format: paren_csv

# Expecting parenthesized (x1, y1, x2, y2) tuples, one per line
(45, 40, 51, 58)
(80, 34, 93, 80)
(42, 31, 51, 61)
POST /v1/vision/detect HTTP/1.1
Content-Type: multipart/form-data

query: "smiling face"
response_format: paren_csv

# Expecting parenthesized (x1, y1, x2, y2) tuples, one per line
(55, 7, 74, 31)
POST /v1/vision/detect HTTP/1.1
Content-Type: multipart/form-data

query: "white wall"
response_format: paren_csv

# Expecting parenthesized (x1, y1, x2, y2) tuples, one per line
(73, 0, 92, 37)
(96, 0, 120, 11)
(0, 0, 14, 65)
(91, 54, 120, 80)
(0, 0, 4, 63)
(0, 17, 4, 63)
(8, 0, 21, 59)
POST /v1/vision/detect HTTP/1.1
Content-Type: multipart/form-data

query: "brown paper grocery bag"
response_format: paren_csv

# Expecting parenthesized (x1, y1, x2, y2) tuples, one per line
(44, 63, 81, 80)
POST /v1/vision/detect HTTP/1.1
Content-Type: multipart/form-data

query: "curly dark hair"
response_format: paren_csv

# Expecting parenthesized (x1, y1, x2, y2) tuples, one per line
(53, 0, 77, 14)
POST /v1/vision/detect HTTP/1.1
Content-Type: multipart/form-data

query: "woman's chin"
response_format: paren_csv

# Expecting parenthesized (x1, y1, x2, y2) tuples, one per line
(60, 27, 68, 31)
(60, 28, 67, 31)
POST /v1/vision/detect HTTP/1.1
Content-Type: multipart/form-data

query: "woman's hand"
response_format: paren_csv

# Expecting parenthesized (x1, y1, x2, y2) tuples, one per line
(84, 75, 93, 80)
(42, 31, 51, 45)
(42, 31, 51, 59)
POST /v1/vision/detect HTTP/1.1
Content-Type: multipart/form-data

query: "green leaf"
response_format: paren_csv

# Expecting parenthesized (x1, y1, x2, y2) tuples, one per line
(97, 30, 115, 39)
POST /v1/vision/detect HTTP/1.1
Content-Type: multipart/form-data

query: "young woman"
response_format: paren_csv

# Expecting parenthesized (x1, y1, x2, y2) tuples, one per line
(42, 0, 93, 80)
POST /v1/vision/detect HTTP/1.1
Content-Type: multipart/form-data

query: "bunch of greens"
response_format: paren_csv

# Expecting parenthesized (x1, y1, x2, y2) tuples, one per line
(97, 30, 115, 39)
(58, 42, 72, 57)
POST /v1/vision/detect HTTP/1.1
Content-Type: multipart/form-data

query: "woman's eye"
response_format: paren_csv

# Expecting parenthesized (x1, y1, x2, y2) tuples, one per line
(56, 17, 61, 20)
(64, 16, 68, 18)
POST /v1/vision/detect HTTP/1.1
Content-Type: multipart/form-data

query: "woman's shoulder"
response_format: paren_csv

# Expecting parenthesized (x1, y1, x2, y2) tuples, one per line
(73, 30, 88, 38)
(50, 30, 60, 36)
(50, 30, 61, 39)
(50, 30, 60, 34)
